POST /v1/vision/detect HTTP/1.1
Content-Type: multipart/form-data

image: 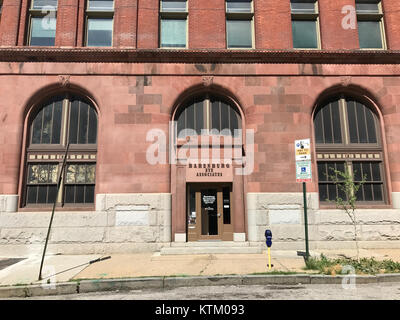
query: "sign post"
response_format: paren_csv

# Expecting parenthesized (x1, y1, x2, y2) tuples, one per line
(295, 139, 311, 260)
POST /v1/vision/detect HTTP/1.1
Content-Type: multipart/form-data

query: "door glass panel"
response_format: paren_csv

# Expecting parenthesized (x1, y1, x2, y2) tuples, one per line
(201, 189, 218, 235)
(188, 188, 196, 226)
(223, 187, 231, 224)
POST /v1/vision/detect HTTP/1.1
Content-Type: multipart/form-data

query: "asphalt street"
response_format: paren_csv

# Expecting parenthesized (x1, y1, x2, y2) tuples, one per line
(6, 282, 400, 300)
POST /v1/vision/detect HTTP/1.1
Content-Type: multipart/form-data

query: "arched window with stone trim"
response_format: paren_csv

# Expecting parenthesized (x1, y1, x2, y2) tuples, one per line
(175, 94, 242, 138)
(24, 94, 98, 207)
(314, 95, 386, 203)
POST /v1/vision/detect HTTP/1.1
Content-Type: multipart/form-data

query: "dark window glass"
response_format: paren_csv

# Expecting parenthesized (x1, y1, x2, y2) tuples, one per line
(291, 0, 316, 13)
(314, 109, 324, 143)
(160, 19, 186, 48)
(31, 109, 43, 144)
(186, 103, 195, 133)
(211, 100, 221, 132)
(161, 0, 186, 12)
(230, 106, 239, 137)
(85, 185, 95, 203)
(195, 100, 204, 135)
(27, 186, 37, 204)
(347, 100, 359, 143)
(78, 102, 89, 144)
(87, 18, 113, 47)
(226, 0, 252, 13)
(365, 106, 377, 143)
(322, 104, 333, 143)
(64, 185, 75, 203)
(88, 0, 114, 11)
(292, 20, 318, 49)
(319, 183, 328, 202)
(69, 100, 79, 144)
(372, 162, 381, 181)
(221, 102, 230, 134)
(358, 103, 368, 143)
(51, 100, 62, 144)
(373, 184, 383, 201)
(331, 101, 342, 143)
(358, 21, 383, 49)
(356, 2, 379, 13)
(31, 97, 63, 145)
(88, 106, 98, 144)
(30, 17, 56, 46)
(227, 20, 252, 48)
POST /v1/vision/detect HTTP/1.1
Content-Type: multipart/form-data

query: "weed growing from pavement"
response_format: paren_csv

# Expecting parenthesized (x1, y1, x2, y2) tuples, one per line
(304, 254, 400, 275)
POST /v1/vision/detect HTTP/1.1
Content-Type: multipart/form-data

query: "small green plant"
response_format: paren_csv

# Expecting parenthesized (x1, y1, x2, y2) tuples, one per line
(326, 166, 366, 261)
(304, 254, 400, 275)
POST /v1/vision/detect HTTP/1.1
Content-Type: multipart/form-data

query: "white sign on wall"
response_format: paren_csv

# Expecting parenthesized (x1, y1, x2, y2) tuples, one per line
(295, 139, 311, 161)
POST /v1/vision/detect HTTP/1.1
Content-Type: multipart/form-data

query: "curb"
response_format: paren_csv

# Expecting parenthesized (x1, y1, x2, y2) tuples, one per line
(1, 273, 400, 298)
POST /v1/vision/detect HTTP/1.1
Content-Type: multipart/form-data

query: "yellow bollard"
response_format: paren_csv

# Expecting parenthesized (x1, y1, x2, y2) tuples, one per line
(268, 247, 272, 270)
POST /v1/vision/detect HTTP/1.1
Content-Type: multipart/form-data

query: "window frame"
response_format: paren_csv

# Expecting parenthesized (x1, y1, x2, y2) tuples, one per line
(225, 0, 255, 50)
(23, 94, 98, 209)
(314, 95, 387, 205)
(85, 0, 114, 47)
(175, 93, 242, 137)
(27, 0, 58, 46)
(290, 0, 321, 50)
(159, 0, 188, 49)
(356, 0, 387, 50)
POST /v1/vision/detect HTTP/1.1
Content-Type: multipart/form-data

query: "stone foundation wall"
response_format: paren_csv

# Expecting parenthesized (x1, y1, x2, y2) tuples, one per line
(0, 193, 171, 256)
(247, 193, 400, 250)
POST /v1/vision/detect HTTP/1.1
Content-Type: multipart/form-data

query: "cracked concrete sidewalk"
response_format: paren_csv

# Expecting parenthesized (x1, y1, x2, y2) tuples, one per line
(1, 248, 400, 286)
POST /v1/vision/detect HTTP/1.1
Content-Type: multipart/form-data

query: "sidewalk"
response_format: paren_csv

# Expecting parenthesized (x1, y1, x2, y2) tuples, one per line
(1, 248, 400, 287)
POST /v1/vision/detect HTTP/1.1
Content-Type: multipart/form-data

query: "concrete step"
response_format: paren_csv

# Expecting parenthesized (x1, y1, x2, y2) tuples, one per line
(170, 241, 250, 248)
(160, 242, 263, 255)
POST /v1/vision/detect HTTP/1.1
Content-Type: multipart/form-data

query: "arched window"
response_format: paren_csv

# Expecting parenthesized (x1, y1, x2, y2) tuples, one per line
(24, 94, 98, 207)
(175, 94, 241, 137)
(314, 96, 385, 203)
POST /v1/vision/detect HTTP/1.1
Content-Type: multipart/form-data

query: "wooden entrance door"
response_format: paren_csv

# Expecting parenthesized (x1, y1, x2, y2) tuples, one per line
(187, 184, 233, 241)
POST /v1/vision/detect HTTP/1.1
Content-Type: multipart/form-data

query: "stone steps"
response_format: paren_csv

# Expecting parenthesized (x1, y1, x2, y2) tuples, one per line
(160, 241, 263, 255)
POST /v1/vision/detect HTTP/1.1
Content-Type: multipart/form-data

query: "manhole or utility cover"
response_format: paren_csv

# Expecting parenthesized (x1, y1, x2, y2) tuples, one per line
(0, 258, 25, 271)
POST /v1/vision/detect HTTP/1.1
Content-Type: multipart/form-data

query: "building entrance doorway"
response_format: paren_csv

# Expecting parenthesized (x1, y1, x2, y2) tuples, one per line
(187, 183, 233, 241)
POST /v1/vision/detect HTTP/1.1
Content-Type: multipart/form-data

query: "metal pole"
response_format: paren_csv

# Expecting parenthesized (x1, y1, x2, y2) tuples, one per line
(38, 143, 70, 281)
(302, 182, 310, 260)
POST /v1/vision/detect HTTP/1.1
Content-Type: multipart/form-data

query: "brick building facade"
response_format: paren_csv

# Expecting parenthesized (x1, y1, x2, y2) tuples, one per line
(0, 0, 400, 255)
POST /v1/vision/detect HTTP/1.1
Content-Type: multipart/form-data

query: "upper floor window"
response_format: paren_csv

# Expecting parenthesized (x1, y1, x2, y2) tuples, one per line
(85, 0, 114, 47)
(314, 96, 386, 203)
(24, 94, 98, 207)
(159, 0, 188, 48)
(175, 94, 241, 138)
(226, 0, 254, 49)
(356, 0, 386, 49)
(291, 0, 320, 49)
(27, 0, 58, 46)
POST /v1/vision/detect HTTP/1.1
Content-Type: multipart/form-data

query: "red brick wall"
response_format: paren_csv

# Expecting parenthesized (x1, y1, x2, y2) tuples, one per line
(113, 0, 138, 47)
(319, 0, 359, 50)
(0, 0, 22, 46)
(137, 0, 159, 49)
(1, 63, 400, 200)
(254, 0, 292, 49)
(0, 0, 399, 49)
(382, 0, 400, 49)
(56, 0, 79, 47)
(188, 0, 225, 49)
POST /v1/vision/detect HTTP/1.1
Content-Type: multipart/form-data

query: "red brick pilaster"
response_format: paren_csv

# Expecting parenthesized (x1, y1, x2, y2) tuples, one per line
(137, 0, 159, 48)
(319, 0, 359, 50)
(113, 0, 138, 47)
(254, 0, 292, 49)
(0, 0, 23, 46)
(55, 0, 79, 46)
(189, 0, 225, 49)
(382, 0, 400, 49)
